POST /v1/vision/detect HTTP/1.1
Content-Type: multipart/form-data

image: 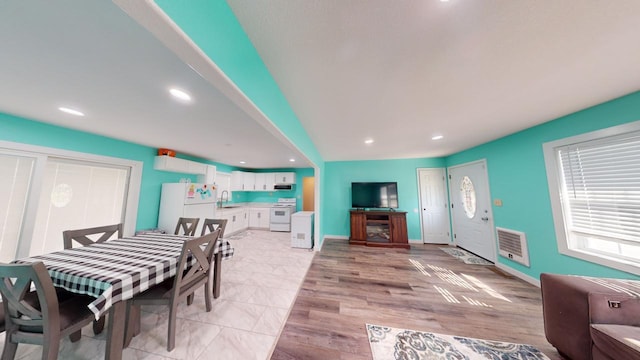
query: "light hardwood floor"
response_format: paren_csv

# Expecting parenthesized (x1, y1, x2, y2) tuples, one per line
(272, 239, 563, 359)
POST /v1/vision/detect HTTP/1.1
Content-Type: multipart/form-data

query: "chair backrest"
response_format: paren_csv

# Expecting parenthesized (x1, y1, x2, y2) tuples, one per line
(63, 223, 123, 249)
(0, 299, 5, 333)
(201, 218, 228, 238)
(172, 229, 220, 300)
(174, 217, 200, 236)
(0, 262, 59, 337)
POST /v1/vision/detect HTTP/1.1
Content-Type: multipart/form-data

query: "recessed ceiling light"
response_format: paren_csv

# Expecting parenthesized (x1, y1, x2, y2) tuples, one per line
(364, 139, 374, 144)
(239, 161, 246, 164)
(58, 107, 85, 116)
(432, 135, 444, 140)
(169, 88, 192, 102)
(289, 158, 296, 162)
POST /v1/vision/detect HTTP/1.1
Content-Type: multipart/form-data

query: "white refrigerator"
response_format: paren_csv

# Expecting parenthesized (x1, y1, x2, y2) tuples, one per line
(158, 183, 217, 235)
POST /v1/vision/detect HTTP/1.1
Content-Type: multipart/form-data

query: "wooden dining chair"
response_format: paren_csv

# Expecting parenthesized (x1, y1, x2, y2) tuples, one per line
(0, 301, 5, 333)
(174, 217, 199, 236)
(126, 229, 220, 351)
(63, 223, 123, 249)
(0, 262, 96, 360)
(201, 219, 228, 299)
(201, 218, 227, 238)
(62, 223, 123, 335)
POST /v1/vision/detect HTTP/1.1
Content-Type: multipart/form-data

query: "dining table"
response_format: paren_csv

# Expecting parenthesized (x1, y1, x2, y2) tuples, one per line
(13, 232, 234, 360)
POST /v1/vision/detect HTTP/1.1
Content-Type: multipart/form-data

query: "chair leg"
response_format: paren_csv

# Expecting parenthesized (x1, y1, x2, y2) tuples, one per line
(69, 330, 82, 342)
(213, 252, 222, 299)
(1, 332, 18, 360)
(167, 303, 177, 351)
(93, 315, 106, 335)
(204, 281, 212, 312)
(42, 332, 61, 360)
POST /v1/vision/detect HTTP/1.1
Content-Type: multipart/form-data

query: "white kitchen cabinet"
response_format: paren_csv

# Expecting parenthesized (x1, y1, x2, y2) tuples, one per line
(274, 172, 296, 185)
(243, 172, 256, 191)
(254, 173, 275, 191)
(220, 208, 249, 235)
(231, 171, 259, 191)
(197, 165, 216, 184)
(154, 155, 212, 176)
(249, 208, 270, 229)
(231, 171, 245, 191)
(238, 209, 249, 230)
(154, 156, 189, 173)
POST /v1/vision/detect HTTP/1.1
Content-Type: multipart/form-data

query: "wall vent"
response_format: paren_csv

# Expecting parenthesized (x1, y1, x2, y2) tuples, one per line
(496, 227, 530, 267)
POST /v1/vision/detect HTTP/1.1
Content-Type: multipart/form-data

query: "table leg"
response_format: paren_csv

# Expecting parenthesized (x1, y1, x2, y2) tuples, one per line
(105, 301, 125, 360)
(124, 303, 141, 348)
(214, 252, 222, 298)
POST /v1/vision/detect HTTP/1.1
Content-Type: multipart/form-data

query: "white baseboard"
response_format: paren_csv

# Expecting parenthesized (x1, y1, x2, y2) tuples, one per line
(409, 238, 423, 244)
(323, 235, 348, 240)
(495, 262, 540, 287)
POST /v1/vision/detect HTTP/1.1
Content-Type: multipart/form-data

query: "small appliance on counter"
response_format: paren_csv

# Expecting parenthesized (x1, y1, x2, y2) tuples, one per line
(291, 211, 314, 249)
(269, 198, 297, 232)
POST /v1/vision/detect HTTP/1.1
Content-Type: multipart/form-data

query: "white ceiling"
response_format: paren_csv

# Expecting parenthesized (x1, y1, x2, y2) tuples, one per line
(227, 0, 640, 160)
(0, 0, 309, 169)
(1, 1, 640, 169)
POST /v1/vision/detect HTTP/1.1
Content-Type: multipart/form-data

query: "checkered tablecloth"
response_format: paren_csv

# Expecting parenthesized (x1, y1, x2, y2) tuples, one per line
(14, 233, 234, 319)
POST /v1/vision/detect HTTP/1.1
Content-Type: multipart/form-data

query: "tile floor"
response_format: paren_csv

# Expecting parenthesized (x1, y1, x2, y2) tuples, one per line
(0, 230, 315, 360)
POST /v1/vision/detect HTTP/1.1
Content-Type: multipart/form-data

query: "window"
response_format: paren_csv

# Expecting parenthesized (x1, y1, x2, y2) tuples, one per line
(0, 141, 142, 260)
(0, 153, 35, 262)
(544, 121, 640, 274)
(460, 176, 476, 219)
(29, 158, 130, 256)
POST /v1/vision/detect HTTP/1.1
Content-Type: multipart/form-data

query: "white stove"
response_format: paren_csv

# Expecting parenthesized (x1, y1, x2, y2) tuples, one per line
(270, 198, 297, 232)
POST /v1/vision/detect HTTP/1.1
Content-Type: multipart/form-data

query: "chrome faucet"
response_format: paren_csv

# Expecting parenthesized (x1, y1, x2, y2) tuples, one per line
(219, 190, 229, 208)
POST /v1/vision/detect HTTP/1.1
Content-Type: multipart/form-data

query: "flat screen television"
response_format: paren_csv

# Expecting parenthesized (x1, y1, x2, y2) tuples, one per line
(351, 182, 399, 209)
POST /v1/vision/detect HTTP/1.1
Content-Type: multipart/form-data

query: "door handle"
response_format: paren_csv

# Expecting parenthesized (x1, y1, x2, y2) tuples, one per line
(481, 217, 489, 222)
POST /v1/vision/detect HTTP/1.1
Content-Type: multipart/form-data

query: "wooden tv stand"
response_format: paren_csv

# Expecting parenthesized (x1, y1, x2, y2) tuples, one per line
(349, 210, 409, 249)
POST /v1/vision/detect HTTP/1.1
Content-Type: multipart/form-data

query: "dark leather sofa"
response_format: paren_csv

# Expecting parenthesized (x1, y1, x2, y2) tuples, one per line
(540, 273, 640, 359)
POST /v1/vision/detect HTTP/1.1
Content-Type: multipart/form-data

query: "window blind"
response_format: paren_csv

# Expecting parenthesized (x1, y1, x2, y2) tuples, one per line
(559, 131, 640, 245)
(0, 154, 35, 262)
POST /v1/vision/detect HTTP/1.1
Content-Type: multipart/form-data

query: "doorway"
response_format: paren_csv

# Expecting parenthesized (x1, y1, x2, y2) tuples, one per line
(448, 160, 496, 262)
(302, 176, 315, 211)
(417, 168, 450, 244)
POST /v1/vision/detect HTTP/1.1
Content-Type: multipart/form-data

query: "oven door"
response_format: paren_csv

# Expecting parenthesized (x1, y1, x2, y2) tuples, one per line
(270, 207, 291, 224)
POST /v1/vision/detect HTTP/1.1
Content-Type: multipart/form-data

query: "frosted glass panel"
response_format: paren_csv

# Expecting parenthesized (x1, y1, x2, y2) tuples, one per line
(29, 158, 129, 256)
(0, 154, 35, 262)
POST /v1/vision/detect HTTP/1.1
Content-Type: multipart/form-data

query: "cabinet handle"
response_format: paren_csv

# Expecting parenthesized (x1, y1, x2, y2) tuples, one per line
(258, 213, 261, 219)
(232, 215, 236, 222)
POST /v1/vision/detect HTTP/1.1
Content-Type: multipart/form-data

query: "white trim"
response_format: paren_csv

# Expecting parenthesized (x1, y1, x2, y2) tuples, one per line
(409, 238, 424, 244)
(0, 140, 142, 258)
(495, 263, 540, 287)
(542, 120, 640, 275)
(324, 235, 349, 240)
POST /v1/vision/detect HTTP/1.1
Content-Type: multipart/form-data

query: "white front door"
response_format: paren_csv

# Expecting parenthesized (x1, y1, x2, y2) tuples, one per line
(417, 168, 450, 244)
(448, 160, 496, 262)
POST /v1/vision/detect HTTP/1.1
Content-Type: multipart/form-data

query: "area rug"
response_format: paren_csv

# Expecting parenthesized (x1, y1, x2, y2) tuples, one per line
(366, 324, 550, 360)
(440, 247, 493, 265)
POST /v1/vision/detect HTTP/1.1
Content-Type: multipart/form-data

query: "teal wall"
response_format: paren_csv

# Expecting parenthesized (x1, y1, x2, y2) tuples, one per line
(324, 158, 446, 239)
(0, 112, 236, 231)
(446, 91, 640, 280)
(155, 0, 326, 240)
